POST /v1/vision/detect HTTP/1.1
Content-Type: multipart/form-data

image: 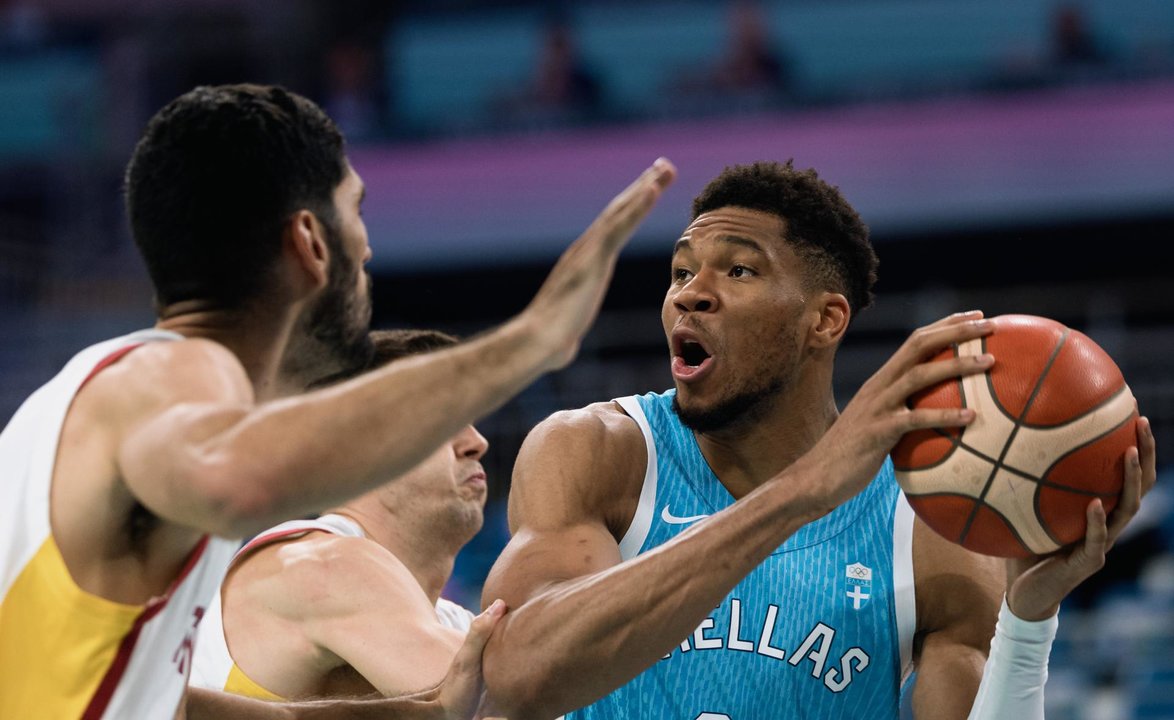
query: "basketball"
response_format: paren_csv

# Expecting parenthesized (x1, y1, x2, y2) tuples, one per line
(892, 314, 1138, 558)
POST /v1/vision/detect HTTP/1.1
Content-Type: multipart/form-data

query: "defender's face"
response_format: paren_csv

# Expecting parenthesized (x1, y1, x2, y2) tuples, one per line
(387, 425, 490, 537)
(661, 207, 811, 430)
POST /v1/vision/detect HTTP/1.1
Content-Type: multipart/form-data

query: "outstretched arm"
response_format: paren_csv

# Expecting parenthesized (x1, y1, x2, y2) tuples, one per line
(185, 600, 504, 720)
(251, 536, 467, 697)
(115, 160, 676, 539)
(482, 312, 997, 720)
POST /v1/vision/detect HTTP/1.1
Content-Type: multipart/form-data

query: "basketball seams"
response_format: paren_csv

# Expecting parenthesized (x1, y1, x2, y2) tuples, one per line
(909, 492, 1032, 557)
(958, 328, 1068, 548)
(894, 315, 1130, 558)
(1017, 381, 1131, 430)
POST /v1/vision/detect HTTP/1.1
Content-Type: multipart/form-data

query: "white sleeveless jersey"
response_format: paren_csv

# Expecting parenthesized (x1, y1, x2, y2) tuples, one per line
(192, 513, 475, 697)
(0, 329, 240, 719)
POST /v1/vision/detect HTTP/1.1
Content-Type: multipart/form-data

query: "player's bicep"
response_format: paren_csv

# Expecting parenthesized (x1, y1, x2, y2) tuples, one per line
(315, 607, 466, 697)
(484, 522, 624, 611)
(288, 539, 466, 697)
(911, 518, 1003, 719)
(482, 407, 639, 609)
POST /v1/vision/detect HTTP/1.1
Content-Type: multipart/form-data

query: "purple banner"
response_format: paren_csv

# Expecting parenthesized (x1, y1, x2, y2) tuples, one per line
(352, 80, 1174, 270)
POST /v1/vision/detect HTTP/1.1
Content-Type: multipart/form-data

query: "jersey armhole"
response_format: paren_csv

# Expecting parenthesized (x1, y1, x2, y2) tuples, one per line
(613, 396, 658, 561)
(894, 491, 917, 681)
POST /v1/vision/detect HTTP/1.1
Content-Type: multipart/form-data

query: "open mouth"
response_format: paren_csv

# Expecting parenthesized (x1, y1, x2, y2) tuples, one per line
(671, 330, 715, 382)
(678, 341, 711, 367)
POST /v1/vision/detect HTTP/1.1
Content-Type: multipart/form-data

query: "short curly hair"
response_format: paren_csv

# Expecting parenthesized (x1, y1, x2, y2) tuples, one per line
(125, 84, 347, 311)
(691, 160, 878, 316)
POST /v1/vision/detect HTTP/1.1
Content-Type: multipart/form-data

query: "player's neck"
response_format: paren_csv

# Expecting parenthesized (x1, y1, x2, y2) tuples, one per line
(333, 507, 457, 604)
(694, 390, 839, 500)
(155, 300, 304, 401)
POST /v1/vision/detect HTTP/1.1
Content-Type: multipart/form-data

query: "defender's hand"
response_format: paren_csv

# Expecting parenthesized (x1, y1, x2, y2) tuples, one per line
(436, 600, 507, 720)
(524, 158, 677, 371)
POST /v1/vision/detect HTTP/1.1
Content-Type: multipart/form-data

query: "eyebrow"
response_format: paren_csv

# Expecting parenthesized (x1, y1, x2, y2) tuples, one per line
(672, 234, 766, 256)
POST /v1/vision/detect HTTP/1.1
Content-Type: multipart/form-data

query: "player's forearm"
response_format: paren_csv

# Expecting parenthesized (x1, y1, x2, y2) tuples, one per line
(965, 598, 1055, 720)
(191, 315, 552, 535)
(185, 686, 442, 720)
(483, 472, 825, 720)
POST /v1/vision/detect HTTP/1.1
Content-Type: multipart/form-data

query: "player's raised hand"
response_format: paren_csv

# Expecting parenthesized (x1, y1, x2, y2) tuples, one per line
(797, 311, 996, 517)
(1005, 415, 1157, 621)
(436, 599, 507, 720)
(523, 158, 676, 371)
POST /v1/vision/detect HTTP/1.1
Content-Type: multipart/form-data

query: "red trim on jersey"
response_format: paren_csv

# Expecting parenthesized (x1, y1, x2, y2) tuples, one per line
(81, 535, 211, 720)
(80, 343, 145, 390)
(231, 526, 326, 570)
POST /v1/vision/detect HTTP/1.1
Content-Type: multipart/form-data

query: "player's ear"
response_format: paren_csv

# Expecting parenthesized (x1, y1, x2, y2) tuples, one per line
(284, 209, 330, 291)
(808, 291, 850, 349)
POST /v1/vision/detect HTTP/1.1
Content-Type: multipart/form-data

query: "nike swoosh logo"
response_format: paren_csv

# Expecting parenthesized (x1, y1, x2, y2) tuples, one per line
(660, 506, 710, 525)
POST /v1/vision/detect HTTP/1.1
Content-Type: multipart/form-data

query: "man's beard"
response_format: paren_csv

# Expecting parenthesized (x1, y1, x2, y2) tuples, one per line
(672, 376, 784, 433)
(284, 231, 374, 386)
(671, 329, 797, 433)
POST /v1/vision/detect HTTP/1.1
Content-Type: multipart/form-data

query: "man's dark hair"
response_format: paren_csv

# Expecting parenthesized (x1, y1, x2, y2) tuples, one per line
(125, 84, 347, 311)
(310, 329, 460, 388)
(691, 160, 878, 315)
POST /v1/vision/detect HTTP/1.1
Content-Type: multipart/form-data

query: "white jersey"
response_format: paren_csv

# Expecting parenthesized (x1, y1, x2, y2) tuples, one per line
(192, 513, 474, 697)
(0, 330, 239, 719)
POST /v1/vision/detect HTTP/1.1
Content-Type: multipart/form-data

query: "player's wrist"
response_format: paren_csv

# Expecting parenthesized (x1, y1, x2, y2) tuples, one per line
(999, 595, 1059, 642)
(508, 307, 578, 373)
(767, 460, 841, 526)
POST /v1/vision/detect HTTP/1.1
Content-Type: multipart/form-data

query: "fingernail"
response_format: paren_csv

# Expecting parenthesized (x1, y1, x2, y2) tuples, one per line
(488, 598, 506, 616)
(976, 353, 995, 365)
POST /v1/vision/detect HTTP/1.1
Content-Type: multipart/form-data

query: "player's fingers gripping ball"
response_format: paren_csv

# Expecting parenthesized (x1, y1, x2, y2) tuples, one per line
(893, 314, 1137, 558)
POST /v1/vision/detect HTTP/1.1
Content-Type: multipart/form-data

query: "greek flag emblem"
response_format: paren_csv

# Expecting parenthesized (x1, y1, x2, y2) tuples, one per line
(845, 562, 872, 610)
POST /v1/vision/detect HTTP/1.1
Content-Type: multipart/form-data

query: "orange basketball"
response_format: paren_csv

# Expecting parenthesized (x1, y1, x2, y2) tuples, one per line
(892, 314, 1138, 558)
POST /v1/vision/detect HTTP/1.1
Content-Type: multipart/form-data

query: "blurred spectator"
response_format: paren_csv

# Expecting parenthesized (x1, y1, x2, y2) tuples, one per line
(493, 18, 603, 130)
(710, 0, 792, 98)
(992, 2, 1115, 91)
(665, 0, 794, 115)
(1051, 3, 1109, 67)
(322, 40, 383, 143)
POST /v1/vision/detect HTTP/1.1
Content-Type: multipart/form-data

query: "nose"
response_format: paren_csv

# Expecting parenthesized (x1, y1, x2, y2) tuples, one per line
(673, 274, 717, 314)
(454, 425, 489, 461)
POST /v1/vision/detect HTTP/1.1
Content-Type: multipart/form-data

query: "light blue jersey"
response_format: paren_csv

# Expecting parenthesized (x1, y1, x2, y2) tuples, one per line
(567, 390, 916, 720)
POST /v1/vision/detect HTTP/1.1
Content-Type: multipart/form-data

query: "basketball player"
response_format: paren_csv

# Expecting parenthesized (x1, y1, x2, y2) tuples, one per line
(191, 329, 493, 700)
(479, 161, 1157, 719)
(0, 83, 675, 719)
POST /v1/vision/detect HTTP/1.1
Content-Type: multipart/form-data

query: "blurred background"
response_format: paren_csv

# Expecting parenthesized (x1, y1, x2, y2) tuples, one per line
(1, 0, 1172, 716)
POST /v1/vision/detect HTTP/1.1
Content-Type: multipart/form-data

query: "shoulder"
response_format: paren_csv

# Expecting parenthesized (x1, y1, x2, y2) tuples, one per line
(229, 533, 425, 622)
(515, 401, 648, 480)
(521, 401, 646, 459)
(79, 337, 253, 427)
(510, 401, 648, 534)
